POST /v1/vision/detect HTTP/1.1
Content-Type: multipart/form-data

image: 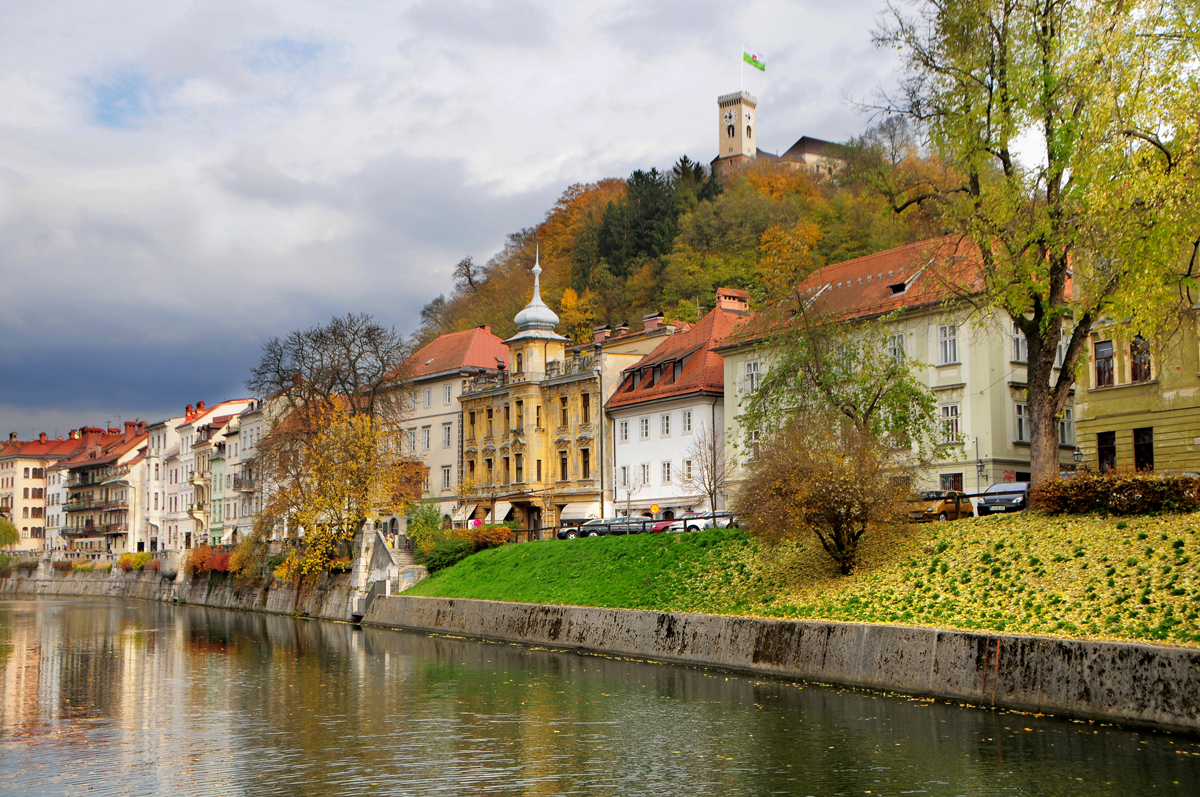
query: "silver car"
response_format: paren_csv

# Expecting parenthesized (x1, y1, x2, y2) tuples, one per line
(665, 511, 738, 533)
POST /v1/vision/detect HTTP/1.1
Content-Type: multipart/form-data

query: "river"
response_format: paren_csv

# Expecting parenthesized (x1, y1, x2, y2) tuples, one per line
(0, 598, 1196, 796)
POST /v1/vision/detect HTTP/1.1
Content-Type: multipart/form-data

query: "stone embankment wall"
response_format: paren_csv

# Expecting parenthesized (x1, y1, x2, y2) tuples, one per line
(0, 568, 359, 622)
(364, 596, 1200, 734)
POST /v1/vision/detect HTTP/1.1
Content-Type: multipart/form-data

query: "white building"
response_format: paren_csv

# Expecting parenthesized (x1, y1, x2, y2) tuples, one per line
(144, 415, 185, 553)
(605, 289, 749, 519)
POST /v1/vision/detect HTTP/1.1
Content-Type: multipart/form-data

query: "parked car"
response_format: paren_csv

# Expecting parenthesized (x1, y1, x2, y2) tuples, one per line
(665, 511, 738, 533)
(907, 490, 974, 522)
(976, 483, 1029, 515)
(650, 518, 678, 533)
(558, 517, 654, 539)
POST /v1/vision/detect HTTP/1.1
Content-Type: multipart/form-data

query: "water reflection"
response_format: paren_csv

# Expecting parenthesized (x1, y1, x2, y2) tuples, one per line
(0, 598, 1197, 796)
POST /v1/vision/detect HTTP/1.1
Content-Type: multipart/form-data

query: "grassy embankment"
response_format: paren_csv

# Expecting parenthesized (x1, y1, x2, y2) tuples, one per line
(407, 512, 1200, 647)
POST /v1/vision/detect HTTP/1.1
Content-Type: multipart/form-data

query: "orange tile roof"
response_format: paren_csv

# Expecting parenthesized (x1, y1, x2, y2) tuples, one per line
(722, 236, 985, 349)
(407, 326, 509, 379)
(606, 305, 743, 410)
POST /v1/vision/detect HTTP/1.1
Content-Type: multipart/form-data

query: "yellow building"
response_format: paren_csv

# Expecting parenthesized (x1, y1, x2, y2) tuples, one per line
(457, 253, 670, 532)
(1074, 314, 1200, 473)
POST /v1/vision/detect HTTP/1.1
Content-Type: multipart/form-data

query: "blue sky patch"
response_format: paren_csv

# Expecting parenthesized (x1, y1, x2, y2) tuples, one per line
(89, 72, 157, 128)
(243, 38, 323, 73)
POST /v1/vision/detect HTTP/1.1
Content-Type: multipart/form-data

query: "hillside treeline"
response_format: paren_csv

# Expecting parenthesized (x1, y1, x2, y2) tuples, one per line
(415, 122, 953, 346)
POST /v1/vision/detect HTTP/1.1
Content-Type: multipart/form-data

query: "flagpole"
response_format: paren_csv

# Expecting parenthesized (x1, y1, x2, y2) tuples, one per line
(740, 42, 744, 92)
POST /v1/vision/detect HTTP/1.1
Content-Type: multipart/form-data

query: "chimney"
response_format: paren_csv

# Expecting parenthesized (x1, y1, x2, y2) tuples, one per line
(642, 312, 664, 333)
(197, 401, 206, 411)
(614, 321, 630, 336)
(478, 324, 492, 335)
(124, 421, 136, 434)
(7, 432, 15, 442)
(715, 287, 750, 315)
(39, 432, 46, 443)
(108, 428, 120, 435)
(592, 324, 612, 345)
(186, 404, 194, 416)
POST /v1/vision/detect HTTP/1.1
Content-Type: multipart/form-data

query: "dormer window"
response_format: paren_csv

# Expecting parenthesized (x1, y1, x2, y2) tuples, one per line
(889, 283, 906, 295)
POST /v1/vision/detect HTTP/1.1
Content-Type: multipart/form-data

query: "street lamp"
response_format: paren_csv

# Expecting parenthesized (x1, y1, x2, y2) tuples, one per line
(1073, 446, 1086, 473)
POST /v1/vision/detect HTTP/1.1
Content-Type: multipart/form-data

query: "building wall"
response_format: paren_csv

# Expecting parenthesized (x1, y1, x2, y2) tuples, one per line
(611, 396, 725, 517)
(403, 374, 467, 522)
(0, 457, 49, 550)
(1075, 313, 1200, 473)
(721, 307, 1077, 498)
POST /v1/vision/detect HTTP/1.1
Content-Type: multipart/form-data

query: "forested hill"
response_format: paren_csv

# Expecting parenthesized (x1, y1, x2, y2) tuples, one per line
(415, 128, 951, 347)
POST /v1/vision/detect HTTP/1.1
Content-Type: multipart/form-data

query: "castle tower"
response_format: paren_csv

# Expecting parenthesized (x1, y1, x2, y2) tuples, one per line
(717, 91, 757, 164)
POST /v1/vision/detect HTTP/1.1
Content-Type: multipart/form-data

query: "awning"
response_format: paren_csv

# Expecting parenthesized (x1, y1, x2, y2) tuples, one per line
(560, 501, 601, 521)
(484, 501, 512, 523)
(452, 503, 477, 522)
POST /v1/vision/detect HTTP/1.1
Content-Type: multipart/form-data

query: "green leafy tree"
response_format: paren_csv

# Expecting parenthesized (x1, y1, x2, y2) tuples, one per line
(874, 0, 1200, 488)
(0, 518, 17, 549)
(597, 168, 682, 276)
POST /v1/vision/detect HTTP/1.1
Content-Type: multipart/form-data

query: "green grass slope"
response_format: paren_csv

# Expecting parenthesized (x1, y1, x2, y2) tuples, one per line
(406, 513, 1200, 646)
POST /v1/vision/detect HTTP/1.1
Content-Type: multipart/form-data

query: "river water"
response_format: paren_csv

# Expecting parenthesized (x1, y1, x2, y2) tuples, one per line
(0, 598, 1197, 796)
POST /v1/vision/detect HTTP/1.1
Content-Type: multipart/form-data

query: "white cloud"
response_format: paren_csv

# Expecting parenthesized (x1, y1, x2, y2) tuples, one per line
(0, 0, 901, 433)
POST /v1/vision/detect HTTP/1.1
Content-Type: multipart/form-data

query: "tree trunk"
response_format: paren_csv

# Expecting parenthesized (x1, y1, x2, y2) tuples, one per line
(1026, 336, 1062, 494)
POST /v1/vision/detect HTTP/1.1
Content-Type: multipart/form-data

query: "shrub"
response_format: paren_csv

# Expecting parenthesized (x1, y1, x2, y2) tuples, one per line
(208, 552, 231, 573)
(464, 524, 512, 551)
(146, 559, 161, 571)
(72, 562, 95, 572)
(1035, 474, 1200, 516)
(406, 500, 444, 549)
(98, 564, 112, 572)
(15, 559, 39, 571)
(187, 545, 213, 576)
(328, 557, 354, 573)
(119, 553, 135, 572)
(418, 536, 473, 573)
(52, 560, 74, 572)
(132, 552, 152, 570)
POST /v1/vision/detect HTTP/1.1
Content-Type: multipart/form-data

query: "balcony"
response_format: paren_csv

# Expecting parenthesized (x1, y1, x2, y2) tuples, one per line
(233, 474, 257, 492)
(64, 498, 103, 512)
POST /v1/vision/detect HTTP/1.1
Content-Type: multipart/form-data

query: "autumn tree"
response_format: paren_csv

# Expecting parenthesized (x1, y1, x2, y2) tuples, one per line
(680, 423, 728, 518)
(734, 413, 911, 575)
(0, 518, 17, 550)
(873, 0, 1200, 488)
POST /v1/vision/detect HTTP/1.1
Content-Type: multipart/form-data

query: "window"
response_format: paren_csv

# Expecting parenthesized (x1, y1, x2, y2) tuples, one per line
(1095, 340, 1114, 387)
(485, 458, 494, 483)
(469, 411, 476, 438)
(515, 352, 524, 373)
(515, 454, 524, 482)
(32, 468, 43, 479)
(639, 418, 650, 440)
(1097, 431, 1117, 473)
(749, 430, 761, 460)
(560, 397, 569, 426)
(886, 333, 906, 364)
(22, 487, 28, 499)
(938, 325, 958, 364)
(581, 449, 590, 480)
(620, 465, 628, 487)
(619, 420, 629, 442)
(1055, 335, 1069, 368)
(535, 405, 542, 428)
(23, 468, 29, 478)
(1012, 322, 1027, 363)
(422, 427, 431, 450)
(1130, 336, 1152, 383)
(486, 408, 494, 437)
(581, 395, 590, 424)
(661, 461, 672, 484)
(442, 423, 453, 448)
(1134, 427, 1154, 472)
(504, 404, 510, 429)
(536, 459, 542, 481)
(443, 384, 453, 405)
(559, 451, 568, 481)
(1015, 403, 1029, 443)
(940, 404, 961, 443)
(682, 410, 692, 433)
(684, 459, 693, 480)
(641, 463, 651, 485)
(468, 459, 475, 480)
(1056, 407, 1074, 446)
(744, 360, 760, 392)
(516, 400, 524, 428)
(423, 388, 432, 409)
(940, 473, 964, 491)
(660, 414, 671, 436)
(407, 429, 417, 451)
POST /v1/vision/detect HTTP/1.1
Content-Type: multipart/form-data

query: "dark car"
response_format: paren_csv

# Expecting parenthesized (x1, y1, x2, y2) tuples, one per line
(558, 517, 653, 539)
(977, 483, 1029, 515)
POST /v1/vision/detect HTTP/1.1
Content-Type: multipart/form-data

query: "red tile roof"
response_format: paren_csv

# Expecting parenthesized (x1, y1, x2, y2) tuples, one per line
(721, 236, 985, 349)
(406, 326, 509, 380)
(606, 305, 743, 410)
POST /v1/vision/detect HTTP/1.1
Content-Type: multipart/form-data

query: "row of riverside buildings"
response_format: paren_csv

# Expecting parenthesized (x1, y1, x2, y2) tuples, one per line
(5, 235, 1193, 555)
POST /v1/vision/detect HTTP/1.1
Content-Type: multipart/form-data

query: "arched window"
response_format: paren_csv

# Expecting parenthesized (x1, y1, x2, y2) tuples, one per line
(1131, 335, 1152, 382)
(726, 124, 735, 138)
(746, 125, 752, 138)
(23, 468, 29, 478)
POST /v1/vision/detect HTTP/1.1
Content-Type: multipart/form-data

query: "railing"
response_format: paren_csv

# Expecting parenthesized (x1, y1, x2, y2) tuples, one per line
(233, 474, 257, 492)
(546, 354, 597, 378)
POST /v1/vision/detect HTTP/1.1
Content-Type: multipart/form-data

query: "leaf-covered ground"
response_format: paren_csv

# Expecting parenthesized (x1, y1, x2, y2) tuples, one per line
(406, 512, 1200, 647)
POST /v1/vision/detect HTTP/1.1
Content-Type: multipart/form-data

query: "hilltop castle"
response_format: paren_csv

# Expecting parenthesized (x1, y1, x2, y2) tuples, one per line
(710, 90, 839, 177)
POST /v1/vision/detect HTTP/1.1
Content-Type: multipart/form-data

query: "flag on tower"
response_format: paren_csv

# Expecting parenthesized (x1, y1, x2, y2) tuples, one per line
(743, 47, 765, 71)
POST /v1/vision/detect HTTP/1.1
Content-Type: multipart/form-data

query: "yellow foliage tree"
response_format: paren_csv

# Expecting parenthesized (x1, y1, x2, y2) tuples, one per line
(757, 220, 822, 302)
(744, 161, 817, 201)
(557, 286, 599, 345)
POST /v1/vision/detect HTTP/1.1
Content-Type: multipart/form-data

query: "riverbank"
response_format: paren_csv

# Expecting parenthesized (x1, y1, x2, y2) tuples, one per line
(407, 512, 1200, 647)
(0, 566, 361, 621)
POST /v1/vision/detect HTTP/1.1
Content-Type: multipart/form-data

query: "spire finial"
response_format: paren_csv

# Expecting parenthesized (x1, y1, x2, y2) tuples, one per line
(531, 242, 543, 299)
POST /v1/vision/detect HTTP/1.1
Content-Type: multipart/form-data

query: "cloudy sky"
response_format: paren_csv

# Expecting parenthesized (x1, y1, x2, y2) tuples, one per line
(0, 0, 900, 437)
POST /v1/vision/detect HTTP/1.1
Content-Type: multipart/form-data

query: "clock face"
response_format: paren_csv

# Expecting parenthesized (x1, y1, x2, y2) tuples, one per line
(745, 110, 753, 123)
(724, 110, 737, 124)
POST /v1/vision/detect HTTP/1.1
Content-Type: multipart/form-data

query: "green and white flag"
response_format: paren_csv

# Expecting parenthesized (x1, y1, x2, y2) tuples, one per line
(743, 47, 765, 71)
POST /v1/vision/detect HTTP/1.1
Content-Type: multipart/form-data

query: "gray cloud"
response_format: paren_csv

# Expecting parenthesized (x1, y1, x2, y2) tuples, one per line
(404, 0, 553, 48)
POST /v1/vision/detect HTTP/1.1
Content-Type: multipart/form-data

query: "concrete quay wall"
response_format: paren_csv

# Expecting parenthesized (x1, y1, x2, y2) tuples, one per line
(364, 595, 1200, 734)
(0, 569, 359, 622)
